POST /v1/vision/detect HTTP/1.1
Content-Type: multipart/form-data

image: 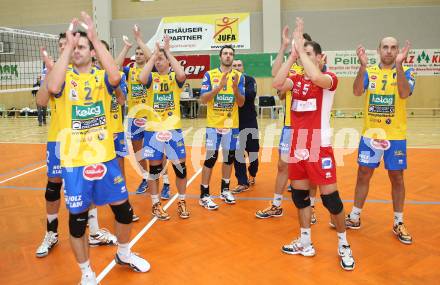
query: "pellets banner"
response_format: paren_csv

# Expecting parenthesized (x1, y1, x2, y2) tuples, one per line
(326, 49, 440, 77)
(147, 13, 251, 52)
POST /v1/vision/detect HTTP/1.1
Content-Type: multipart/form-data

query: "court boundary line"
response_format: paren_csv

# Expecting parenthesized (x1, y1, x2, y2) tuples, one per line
(96, 167, 203, 283)
(0, 164, 46, 184)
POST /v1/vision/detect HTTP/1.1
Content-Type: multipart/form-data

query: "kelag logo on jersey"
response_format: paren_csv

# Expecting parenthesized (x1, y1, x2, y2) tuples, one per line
(83, 163, 107, 181)
(71, 101, 106, 130)
(369, 94, 394, 106)
(214, 16, 239, 43)
(131, 84, 146, 97)
(154, 93, 175, 110)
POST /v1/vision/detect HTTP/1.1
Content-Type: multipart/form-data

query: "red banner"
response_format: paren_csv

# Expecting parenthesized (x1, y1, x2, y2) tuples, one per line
(122, 55, 210, 79)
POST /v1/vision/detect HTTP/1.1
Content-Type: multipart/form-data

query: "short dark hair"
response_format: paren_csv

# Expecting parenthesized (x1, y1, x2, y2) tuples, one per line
(158, 48, 169, 60)
(304, 40, 322, 55)
(59, 32, 66, 40)
(101, 40, 110, 51)
(75, 31, 94, 50)
(302, 33, 312, 41)
(219, 45, 235, 57)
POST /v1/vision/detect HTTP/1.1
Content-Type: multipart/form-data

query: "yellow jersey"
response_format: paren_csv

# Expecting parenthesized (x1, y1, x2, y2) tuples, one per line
(55, 67, 116, 167)
(362, 65, 415, 140)
(123, 65, 148, 118)
(145, 71, 183, 131)
(108, 72, 126, 134)
(201, 68, 245, 129)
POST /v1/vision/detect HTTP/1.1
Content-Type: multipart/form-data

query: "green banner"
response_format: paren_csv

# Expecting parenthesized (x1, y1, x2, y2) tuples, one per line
(209, 53, 279, 77)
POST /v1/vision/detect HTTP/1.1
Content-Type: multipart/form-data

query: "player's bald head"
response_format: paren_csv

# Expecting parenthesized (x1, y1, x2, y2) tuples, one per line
(379, 37, 399, 48)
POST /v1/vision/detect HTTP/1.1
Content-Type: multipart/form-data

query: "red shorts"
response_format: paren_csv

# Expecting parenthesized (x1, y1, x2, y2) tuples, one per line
(288, 147, 337, 185)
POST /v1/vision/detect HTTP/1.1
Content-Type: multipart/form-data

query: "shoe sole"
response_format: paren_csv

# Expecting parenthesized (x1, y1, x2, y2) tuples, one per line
(161, 196, 170, 200)
(220, 197, 236, 204)
(392, 229, 412, 244)
(132, 217, 140, 222)
(255, 213, 283, 219)
(89, 242, 117, 247)
(136, 190, 147, 194)
(115, 254, 149, 273)
(340, 261, 355, 271)
(179, 214, 190, 219)
(152, 214, 170, 221)
(281, 248, 315, 257)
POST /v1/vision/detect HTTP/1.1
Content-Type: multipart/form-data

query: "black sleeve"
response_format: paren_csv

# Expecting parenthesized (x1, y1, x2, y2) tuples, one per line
(245, 75, 257, 101)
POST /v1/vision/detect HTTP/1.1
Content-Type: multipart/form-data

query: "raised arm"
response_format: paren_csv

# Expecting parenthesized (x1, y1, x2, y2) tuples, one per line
(293, 18, 332, 89)
(138, 43, 159, 85)
(200, 72, 227, 104)
(133, 24, 152, 60)
(271, 25, 290, 77)
(272, 33, 297, 93)
(353, 44, 368, 96)
(163, 35, 186, 83)
(81, 12, 120, 86)
(395, 40, 413, 99)
(36, 47, 54, 106)
(115, 35, 132, 69)
(45, 21, 78, 95)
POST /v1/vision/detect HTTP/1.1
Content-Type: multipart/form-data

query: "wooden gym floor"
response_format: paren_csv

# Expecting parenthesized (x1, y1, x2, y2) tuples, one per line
(0, 117, 439, 284)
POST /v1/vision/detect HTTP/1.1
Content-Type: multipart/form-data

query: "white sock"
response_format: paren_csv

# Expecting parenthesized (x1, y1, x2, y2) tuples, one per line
(394, 212, 403, 226)
(222, 178, 230, 184)
(163, 174, 169, 185)
(337, 231, 349, 247)
(178, 194, 186, 200)
(151, 194, 160, 204)
(300, 228, 311, 247)
(202, 184, 209, 188)
(47, 213, 58, 223)
(272, 194, 283, 207)
(349, 206, 362, 221)
(117, 243, 131, 260)
(78, 260, 93, 276)
(310, 197, 316, 207)
(88, 208, 99, 236)
(142, 172, 149, 180)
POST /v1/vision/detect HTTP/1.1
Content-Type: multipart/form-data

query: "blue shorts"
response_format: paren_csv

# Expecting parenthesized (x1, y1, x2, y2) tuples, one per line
(62, 158, 128, 214)
(47, 141, 61, 178)
(143, 129, 186, 161)
(357, 136, 407, 170)
(205, 127, 239, 151)
(114, 132, 128, 158)
(127, 117, 146, 141)
(279, 126, 292, 155)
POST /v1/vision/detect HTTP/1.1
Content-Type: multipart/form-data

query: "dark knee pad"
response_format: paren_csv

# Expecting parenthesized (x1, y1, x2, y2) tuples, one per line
(204, 150, 218, 168)
(110, 200, 133, 224)
(172, 162, 187, 179)
(291, 189, 311, 209)
(69, 211, 88, 238)
(223, 150, 235, 165)
(321, 191, 344, 215)
(45, 181, 62, 202)
(149, 164, 163, 180)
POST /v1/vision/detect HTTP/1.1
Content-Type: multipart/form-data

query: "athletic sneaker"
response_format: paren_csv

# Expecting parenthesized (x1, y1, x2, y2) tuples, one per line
(345, 215, 361, 229)
(287, 185, 293, 192)
(36, 231, 58, 257)
(152, 202, 170, 220)
(89, 228, 118, 246)
(220, 190, 236, 204)
(136, 179, 148, 194)
(132, 213, 140, 222)
(248, 176, 256, 186)
(115, 252, 151, 272)
(160, 183, 171, 200)
(281, 238, 316, 257)
(231, 184, 249, 194)
(255, 203, 283, 219)
(80, 272, 98, 285)
(311, 206, 317, 225)
(393, 222, 413, 244)
(338, 244, 355, 271)
(177, 200, 190, 219)
(199, 195, 219, 210)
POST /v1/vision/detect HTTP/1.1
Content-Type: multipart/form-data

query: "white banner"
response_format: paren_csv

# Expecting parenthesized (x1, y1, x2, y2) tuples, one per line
(0, 61, 43, 86)
(147, 13, 250, 52)
(326, 49, 440, 77)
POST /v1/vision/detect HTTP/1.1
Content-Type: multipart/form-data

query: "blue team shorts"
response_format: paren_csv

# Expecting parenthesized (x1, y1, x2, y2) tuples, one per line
(142, 129, 186, 161)
(205, 127, 239, 151)
(127, 117, 146, 141)
(114, 132, 128, 158)
(47, 141, 62, 178)
(279, 126, 292, 156)
(357, 136, 407, 170)
(62, 158, 128, 214)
